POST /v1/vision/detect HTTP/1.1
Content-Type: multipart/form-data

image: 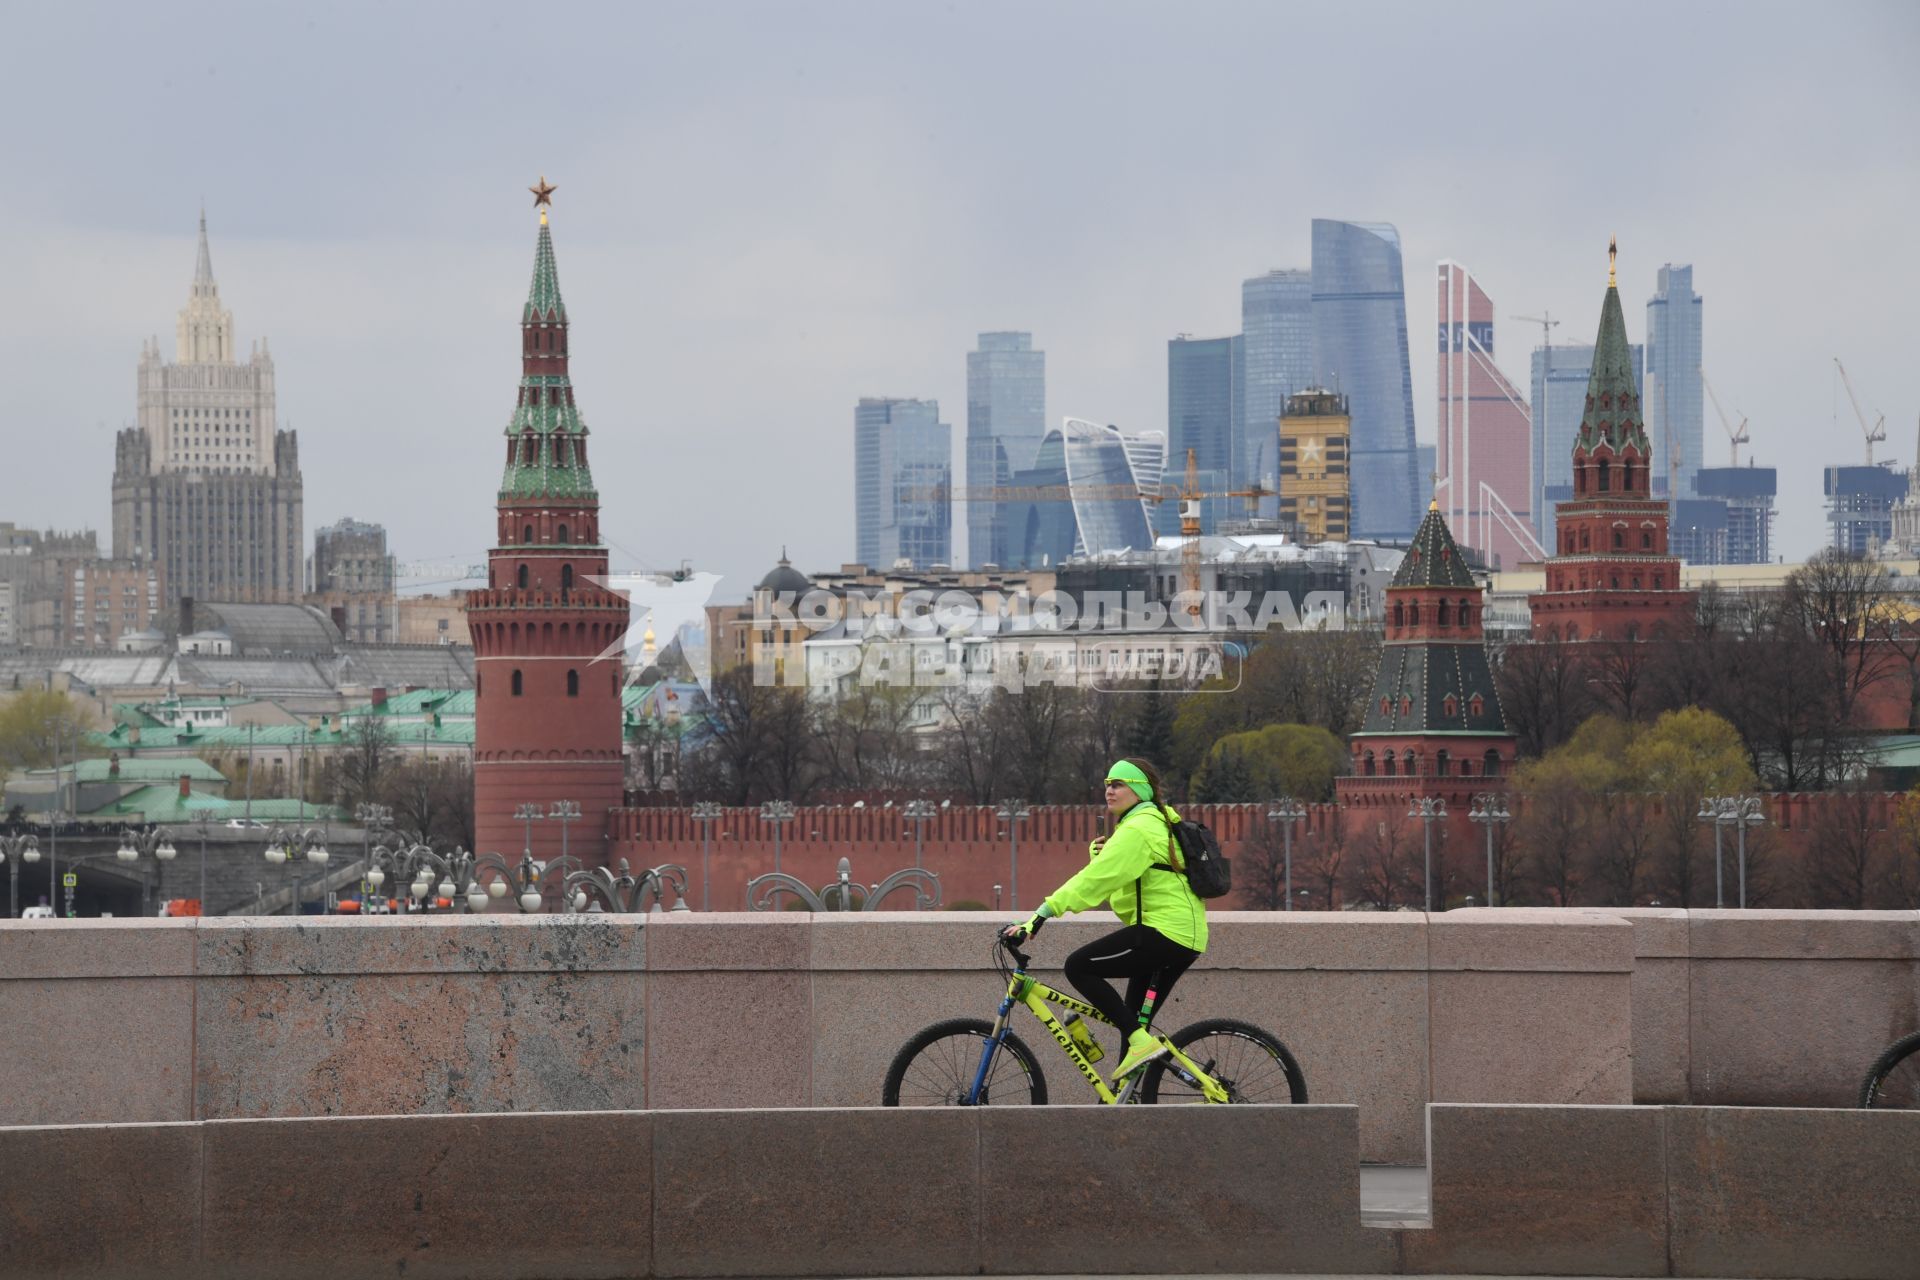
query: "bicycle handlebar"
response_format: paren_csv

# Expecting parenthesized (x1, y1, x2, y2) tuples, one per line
(996, 930, 1032, 971)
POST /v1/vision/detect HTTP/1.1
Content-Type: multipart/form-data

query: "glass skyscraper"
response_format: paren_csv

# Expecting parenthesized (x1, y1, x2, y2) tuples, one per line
(854, 397, 951, 570)
(964, 332, 1046, 568)
(1646, 264, 1704, 500)
(1167, 334, 1241, 534)
(1240, 270, 1312, 497)
(1530, 343, 1644, 541)
(1062, 419, 1164, 556)
(1311, 221, 1420, 542)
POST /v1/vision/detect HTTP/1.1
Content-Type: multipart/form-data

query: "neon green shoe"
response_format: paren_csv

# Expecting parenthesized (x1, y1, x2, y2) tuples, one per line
(1112, 1034, 1169, 1080)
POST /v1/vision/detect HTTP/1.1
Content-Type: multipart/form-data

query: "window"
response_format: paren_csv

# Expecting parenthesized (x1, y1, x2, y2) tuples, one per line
(517, 564, 529, 590)
(1393, 600, 1404, 628)
(1408, 601, 1420, 625)
(1642, 531, 1652, 549)
(1599, 461, 1611, 492)
(1363, 751, 1376, 776)
(1384, 752, 1396, 776)
(1443, 695, 1458, 717)
(1482, 749, 1501, 778)
(561, 564, 573, 594)
(1403, 751, 1416, 776)
(511, 670, 523, 696)
(524, 523, 534, 544)
(1469, 694, 1485, 717)
(1613, 529, 1624, 549)
(1460, 599, 1473, 627)
(1380, 697, 1391, 715)
(1436, 750, 1450, 775)
(557, 522, 569, 544)
(1437, 598, 1451, 626)
(567, 669, 579, 696)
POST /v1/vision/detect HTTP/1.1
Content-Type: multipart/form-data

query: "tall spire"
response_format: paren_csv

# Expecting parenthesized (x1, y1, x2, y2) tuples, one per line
(501, 187, 593, 501)
(1575, 241, 1650, 457)
(193, 206, 215, 295)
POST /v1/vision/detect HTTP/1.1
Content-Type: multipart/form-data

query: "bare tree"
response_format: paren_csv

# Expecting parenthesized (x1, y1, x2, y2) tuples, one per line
(1345, 812, 1412, 910)
(935, 688, 1004, 803)
(1582, 791, 1657, 906)
(1803, 788, 1886, 909)
(1493, 634, 1594, 758)
(336, 715, 393, 813)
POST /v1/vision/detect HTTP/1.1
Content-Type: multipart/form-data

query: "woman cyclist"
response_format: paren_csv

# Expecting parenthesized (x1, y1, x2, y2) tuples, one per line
(1000, 757, 1207, 1080)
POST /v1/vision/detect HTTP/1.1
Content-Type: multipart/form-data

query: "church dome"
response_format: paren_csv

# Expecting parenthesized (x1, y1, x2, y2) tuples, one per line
(756, 550, 811, 597)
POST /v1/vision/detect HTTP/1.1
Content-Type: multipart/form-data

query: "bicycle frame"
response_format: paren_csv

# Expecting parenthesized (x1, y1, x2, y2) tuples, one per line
(965, 950, 1230, 1105)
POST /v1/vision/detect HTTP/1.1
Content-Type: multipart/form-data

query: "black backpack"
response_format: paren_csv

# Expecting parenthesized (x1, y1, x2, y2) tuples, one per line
(1155, 814, 1232, 899)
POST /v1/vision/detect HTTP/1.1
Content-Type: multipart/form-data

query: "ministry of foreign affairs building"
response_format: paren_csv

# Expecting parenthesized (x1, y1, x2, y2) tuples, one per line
(112, 211, 303, 610)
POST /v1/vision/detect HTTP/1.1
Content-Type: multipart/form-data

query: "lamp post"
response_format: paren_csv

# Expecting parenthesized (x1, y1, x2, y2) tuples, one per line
(1729, 796, 1766, 909)
(1408, 797, 1447, 912)
(0, 832, 41, 918)
(566, 860, 694, 914)
(1467, 794, 1511, 908)
(548, 800, 581, 863)
(1695, 798, 1727, 908)
(902, 799, 936, 875)
(760, 800, 796, 876)
(263, 826, 330, 916)
(995, 799, 1031, 911)
(1265, 797, 1307, 911)
(690, 801, 723, 912)
(355, 802, 395, 911)
(514, 802, 544, 859)
(116, 826, 179, 916)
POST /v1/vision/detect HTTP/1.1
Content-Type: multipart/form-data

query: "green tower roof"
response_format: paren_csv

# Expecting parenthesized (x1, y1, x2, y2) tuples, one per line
(1391, 503, 1479, 589)
(1575, 250, 1651, 457)
(500, 214, 596, 502)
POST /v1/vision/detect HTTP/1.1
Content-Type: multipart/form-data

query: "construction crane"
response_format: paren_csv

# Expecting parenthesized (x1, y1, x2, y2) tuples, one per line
(1177, 449, 1204, 615)
(1835, 357, 1887, 465)
(1512, 311, 1561, 361)
(1701, 370, 1750, 466)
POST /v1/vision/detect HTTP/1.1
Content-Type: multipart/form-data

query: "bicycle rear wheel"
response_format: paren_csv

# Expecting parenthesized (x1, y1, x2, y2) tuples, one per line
(882, 1018, 1048, 1106)
(1859, 1030, 1920, 1108)
(1141, 1017, 1308, 1104)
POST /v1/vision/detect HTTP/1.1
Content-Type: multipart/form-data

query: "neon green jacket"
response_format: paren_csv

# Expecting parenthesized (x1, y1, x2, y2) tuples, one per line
(1042, 801, 1208, 952)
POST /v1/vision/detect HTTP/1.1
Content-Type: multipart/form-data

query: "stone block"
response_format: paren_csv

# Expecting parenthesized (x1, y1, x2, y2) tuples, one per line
(646, 969, 810, 1108)
(199, 1111, 650, 1279)
(1429, 971, 1631, 1104)
(810, 969, 1015, 1107)
(195, 968, 645, 1118)
(1688, 908, 1919, 960)
(1689, 956, 1915, 1105)
(1582, 905, 1691, 957)
(652, 1107, 978, 1277)
(1139, 965, 1430, 1164)
(978, 1104, 1392, 1274)
(1628, 955, 1691, 1102)
(1402, 1103, 1668, 1276)
(0, 1121, 203, 1280)
(1428, 908, 1633, 973)
(1666, 1106, 1920, 1279)
(195, 913, 642, 977)
(0, 916, 197, 979)
(1204, 910, 1429, 971)
(809, 910, 1045, 971)
(643, 911, 808, 971)
(0, 976, 196, 1125)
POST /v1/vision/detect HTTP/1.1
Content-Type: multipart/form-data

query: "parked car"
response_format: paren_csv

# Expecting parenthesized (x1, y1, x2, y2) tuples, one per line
(224, 818, 268, 829)
(22, 905, 55, 919)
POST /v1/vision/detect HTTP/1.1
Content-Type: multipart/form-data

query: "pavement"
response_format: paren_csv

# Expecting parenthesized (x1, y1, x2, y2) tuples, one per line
(1359, 1165, 1430, 1228)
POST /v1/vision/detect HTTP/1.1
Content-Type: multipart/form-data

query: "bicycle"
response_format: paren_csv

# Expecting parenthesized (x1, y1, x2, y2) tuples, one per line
(1859, 1030, 1920, 1108)
(881, 932, 1308, 1106)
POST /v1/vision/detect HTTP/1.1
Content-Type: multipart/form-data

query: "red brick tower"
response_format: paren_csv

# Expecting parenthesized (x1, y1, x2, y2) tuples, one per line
(1339, 500, 1517, 809)
(468, 182, 630, 865)
(1529, 242, 1696, 640)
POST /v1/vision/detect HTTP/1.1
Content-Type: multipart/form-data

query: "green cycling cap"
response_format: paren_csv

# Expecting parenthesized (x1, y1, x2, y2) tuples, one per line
(1105, 759, 1152, 803)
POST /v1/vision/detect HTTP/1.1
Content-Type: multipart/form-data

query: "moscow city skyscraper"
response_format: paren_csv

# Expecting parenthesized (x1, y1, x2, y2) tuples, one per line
(1435, 261, 1541, 569)
(1645, 264, 1704, 500)
(1167, 334, 1242, 534)
(855, 397, 952, 569)
(1239, 270, 1312, 497)
(964, 332, 1045, 568)
(1531, 342, 1644, 541)
(1311, 220, 1420, 542)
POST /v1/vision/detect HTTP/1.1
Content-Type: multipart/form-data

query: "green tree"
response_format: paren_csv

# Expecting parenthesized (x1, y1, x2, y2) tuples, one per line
(1190, 723, 1344, 804)
(1627, 707, 1756, 907)
(0, 689, 96, 772)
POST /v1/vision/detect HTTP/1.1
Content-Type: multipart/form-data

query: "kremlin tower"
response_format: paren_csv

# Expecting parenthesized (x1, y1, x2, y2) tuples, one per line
(1529, 242, 1696, 640)
(468, 180, 631, 866)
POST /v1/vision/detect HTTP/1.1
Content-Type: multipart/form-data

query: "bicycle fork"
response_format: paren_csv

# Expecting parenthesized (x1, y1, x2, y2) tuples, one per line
(964, 994, 1019, 1105)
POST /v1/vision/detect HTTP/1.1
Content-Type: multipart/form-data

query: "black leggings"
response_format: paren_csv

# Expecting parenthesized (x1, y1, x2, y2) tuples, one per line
(1062, 924, 1200, 1041)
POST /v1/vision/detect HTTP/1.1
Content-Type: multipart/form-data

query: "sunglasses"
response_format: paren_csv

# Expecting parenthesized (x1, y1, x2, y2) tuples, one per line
(1103, 779, 1133, 788)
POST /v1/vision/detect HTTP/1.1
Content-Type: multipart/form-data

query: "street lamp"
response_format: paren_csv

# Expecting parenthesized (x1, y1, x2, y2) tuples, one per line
(902, 799, 937, 876)
(1408, 798, 1447, 912)
(691, 801, 724, 912)
(0, 832, 42, 918)
(1467, 794, 1511, 908)
(514, 802, 544, 859)
(1698, 796, 1767, 909)
(547, 800, 581, 863)
(995, 799, 1031, 911)
(263, 826, 330, 916)
(1265, 797, 1307, 911)
(760, 800, 796, 876)
(116, 826, 178, 916)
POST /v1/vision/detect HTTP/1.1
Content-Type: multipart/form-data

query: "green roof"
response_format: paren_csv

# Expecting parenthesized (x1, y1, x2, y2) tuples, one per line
(1391, 504, 1479, 589)
(90, 718, 474, 753)
(83, 785, 346, 825)
(361, 688, 475, 718)
(25, 757, 227, 784)
(1574, 275, 1651, 457)
(524, 219, 567, 324)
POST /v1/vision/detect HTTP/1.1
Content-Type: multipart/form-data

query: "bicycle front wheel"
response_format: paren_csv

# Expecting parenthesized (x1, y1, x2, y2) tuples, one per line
(1141, 1017, 1308, 1104)
(1859, 1030, 1920, 1108)
(882, 1018, 1048, 1106)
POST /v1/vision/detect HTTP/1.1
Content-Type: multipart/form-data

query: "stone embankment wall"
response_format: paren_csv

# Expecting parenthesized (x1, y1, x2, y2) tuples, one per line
(1, 1104, 1914, 1279)
(2, 909, 1914, 1165)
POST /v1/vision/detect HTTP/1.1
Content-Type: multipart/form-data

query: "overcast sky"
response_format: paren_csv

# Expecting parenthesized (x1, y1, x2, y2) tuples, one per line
(3, 0, 1916, 598)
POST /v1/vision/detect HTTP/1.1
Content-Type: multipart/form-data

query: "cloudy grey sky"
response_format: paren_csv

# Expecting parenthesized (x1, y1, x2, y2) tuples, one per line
(3, 0, 1916, 597)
